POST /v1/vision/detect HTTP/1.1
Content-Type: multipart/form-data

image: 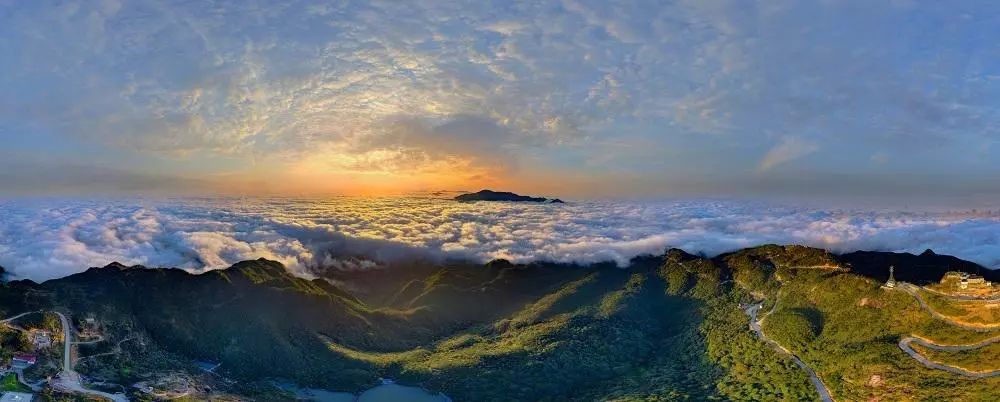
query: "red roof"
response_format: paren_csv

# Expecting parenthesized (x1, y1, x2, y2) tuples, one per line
(12, 354, 36, 363)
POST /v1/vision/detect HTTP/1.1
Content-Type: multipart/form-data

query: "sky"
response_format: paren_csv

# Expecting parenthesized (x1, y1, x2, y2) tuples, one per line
(2, 1, 1000, 200)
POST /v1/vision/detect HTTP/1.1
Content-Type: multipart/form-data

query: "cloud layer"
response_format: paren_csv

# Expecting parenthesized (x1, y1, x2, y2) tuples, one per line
(1, 197, 998, 281)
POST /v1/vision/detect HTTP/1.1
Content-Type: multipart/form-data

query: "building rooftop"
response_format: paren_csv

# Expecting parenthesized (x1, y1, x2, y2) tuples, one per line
(933, 271, 998, 297)
(12, 355, 36, 364)
(0, 392, 34, 402)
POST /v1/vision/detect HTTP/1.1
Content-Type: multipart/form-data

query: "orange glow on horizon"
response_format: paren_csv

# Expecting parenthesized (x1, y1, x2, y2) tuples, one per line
(203, 151, 511, 197)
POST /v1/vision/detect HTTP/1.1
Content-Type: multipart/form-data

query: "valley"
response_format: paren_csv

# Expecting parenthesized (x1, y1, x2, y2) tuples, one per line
(0, 245, 996, 401)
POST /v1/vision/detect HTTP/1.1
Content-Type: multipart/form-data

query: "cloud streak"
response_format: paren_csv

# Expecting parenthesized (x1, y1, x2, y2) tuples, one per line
(0, 197, 998, 281)
(2, 1, 999, 196)
(758, 137, 819, 171)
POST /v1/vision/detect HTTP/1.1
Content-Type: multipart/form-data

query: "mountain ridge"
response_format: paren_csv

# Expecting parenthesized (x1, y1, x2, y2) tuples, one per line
(454, 189, 565, 203)
(0, 245, 996, 401)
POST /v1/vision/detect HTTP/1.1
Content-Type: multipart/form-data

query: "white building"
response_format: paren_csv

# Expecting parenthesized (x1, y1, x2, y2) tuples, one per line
(882, 266, 896, 289)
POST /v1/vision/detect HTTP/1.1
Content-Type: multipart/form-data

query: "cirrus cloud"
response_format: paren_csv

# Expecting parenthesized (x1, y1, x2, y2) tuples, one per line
(758, 137, 820, 172)
(3, 1, 1000, 197)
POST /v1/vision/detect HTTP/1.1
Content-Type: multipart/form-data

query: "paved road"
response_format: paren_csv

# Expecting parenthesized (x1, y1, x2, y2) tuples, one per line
(52, 311, 130, 402)
(782, 265, 847, 271)
(745, 303, 834, 402)
(899, 283, 1000, 332)
(0, 311, 38, 323)
(906, 334, 1000, 351)
(14, 369, 44, 392)
(920, 286, 1000, 301)
(898, 336, 1000, 378)
(1, 310, 130, 400)
(893, 283, 1000, 378)
(56, 313, 72, 372)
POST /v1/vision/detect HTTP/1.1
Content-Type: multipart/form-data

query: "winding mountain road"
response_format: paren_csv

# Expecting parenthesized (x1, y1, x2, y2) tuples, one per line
(51, 311, 130, 402)
(894, 283, 1000, 378)
(898, 283, 1000, 331)
(76, 337, 135, 364)
(73, 334, 105, 345)
(919, 286, 1000, 302)
(0, 311, 38, 323)
(898, 335, 1000, 378)
(745, 302, 833, 402)
(1, 310, 130, 400)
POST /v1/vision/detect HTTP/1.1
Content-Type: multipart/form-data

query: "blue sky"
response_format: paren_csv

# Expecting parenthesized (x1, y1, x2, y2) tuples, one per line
(2, 0, 999, 200)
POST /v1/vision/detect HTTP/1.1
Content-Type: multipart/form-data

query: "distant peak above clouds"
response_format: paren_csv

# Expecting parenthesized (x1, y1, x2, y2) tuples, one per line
(454, 189, 564, 203)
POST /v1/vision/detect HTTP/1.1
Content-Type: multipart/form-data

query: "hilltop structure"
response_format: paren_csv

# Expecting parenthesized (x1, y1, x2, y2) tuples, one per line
(11, 354, 36, 369)
(882, 266, 896, 289)
(932, 271, 997, 298)
(31, 330, 51, 350)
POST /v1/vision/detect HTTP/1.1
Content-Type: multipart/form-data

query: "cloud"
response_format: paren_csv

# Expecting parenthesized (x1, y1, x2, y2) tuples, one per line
(4, 1, 998, 197)
(2, 1, 1000, 202)
(0, 156, 209, 196)
(758, 137, 820, 172)
(351, 115, 521, 175)
(0, 198, 998, 281)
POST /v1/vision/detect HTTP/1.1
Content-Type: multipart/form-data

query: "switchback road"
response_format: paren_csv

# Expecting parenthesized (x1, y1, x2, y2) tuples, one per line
(745, 302, 833, 402)
(898, 335, 1000, 378)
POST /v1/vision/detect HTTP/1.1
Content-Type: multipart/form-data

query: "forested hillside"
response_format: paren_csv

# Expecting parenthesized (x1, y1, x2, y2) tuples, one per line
(0, 245, 996, 401)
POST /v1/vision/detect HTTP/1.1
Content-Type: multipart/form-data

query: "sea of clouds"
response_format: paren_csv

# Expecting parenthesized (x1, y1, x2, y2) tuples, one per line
(0, 197, 998, 281)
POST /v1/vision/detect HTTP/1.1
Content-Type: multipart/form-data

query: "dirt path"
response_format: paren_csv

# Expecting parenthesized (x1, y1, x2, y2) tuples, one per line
(73, 334, 105, 345)
(76, 337, 135, 364)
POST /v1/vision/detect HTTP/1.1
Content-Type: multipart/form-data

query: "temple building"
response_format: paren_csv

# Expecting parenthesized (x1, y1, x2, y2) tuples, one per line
(934, 271, 997, 297)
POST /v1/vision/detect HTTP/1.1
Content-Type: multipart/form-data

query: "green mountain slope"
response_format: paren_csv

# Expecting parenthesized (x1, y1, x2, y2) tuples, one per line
(1, 245, 997, 401)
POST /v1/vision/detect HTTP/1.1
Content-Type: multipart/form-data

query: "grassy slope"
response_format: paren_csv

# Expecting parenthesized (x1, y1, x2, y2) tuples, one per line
(1, 372, 30, 392)
(919, 290, 1000, 326)
(663, 245, 1000, 401)
(911, 342, 1000, 373)
(742, 260, 1000, 401)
